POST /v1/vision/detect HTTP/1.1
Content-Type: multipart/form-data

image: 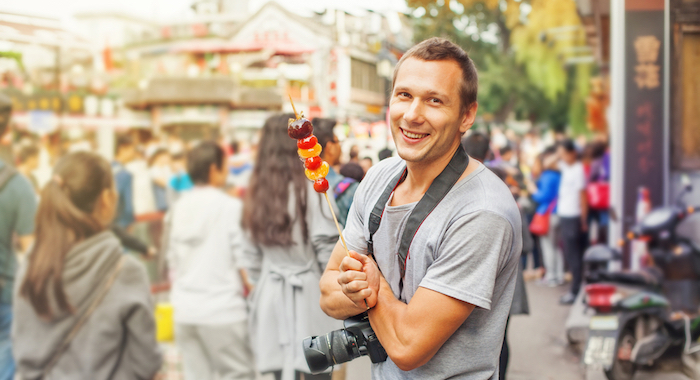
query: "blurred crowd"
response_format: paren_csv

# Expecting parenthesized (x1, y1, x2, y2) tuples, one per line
(461, 128, 611, 305)
(0, 115, 610, 379)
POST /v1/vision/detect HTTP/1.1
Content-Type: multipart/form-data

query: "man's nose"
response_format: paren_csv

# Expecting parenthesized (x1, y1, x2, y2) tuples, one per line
(403, 98, 424, 125)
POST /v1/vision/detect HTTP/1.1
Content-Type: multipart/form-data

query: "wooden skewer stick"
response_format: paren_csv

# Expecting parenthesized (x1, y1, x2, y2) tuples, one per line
(324, 192, 350, 256)
(288, 94, 299, 119)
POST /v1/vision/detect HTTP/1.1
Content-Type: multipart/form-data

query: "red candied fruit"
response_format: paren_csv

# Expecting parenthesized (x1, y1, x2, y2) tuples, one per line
(305, 156, 322, 170)
(313, 178, 329, 193)
(288, 118, 314, 140)
(297, 135, 318, 150)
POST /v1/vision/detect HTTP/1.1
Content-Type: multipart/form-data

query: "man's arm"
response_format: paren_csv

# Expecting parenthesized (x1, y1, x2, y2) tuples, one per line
(366, 264, 475, 371)
(580, 189, 589, 229)
(319, 242, 373, 319)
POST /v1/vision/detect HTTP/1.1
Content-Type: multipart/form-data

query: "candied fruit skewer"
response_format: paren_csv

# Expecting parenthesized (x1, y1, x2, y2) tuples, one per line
(287, 96, 353, 261)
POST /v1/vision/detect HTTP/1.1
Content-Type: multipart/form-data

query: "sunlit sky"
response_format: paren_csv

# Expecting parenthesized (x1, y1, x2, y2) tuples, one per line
(1, 0, 409, 23)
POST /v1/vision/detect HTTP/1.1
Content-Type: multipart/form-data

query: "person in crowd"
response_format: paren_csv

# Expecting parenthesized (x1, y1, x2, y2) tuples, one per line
(461, 131, 492, 162)
(378, 147, 393, 161)
(314, 118, 358, 226)
(348, 145, 359, 163)
(462, 131, 530, 380)
(126, 147, 157, 219)
(112, 135, 137, 229)
(339, 162, 365, 184)
(360, 156, 373, 176)
(165, 142, 254, 380)
(586, 141, 610, 245)
(241, 114, 341, 380)
(557, 139, 589, 305)
(226, 140, 254, 198)
(0, 122, 37, 380)
(319, 38, 522, 379)
(168, 151, 193, 203)
(15, 144, 40, 194)
(12, 151, 161, 379)
(528, 146, 563, 287)
(149, 148, 171, 213)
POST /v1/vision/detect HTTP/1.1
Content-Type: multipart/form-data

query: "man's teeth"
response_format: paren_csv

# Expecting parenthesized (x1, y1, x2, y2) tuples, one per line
(403, 130, 428, 139)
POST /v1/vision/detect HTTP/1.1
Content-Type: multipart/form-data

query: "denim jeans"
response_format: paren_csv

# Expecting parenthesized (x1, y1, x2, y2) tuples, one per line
(0, 302, 13, 380)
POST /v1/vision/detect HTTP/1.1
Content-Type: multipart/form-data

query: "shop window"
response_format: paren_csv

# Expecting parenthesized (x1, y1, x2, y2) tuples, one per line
(350, 58, 384, 94)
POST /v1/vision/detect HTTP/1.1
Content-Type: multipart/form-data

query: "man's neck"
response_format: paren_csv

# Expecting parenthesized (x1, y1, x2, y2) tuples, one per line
(399, 143, 461, 203)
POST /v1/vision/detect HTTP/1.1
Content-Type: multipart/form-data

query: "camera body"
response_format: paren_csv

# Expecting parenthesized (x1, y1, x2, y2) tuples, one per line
(302, 312, 387, 373)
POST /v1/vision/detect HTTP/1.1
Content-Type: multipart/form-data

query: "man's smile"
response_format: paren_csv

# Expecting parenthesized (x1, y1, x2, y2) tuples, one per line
(400, 128, 430, 140)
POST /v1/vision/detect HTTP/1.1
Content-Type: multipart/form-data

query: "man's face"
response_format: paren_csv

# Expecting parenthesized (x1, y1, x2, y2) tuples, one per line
(390, 58, 477, 165)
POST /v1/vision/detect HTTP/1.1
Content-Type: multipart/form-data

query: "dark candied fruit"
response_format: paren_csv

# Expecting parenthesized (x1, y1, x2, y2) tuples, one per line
(297, 135, 318, 150)
(313, 178, 329, 193)
(305, 156, 322, 170)
(288, 118, 314, 140)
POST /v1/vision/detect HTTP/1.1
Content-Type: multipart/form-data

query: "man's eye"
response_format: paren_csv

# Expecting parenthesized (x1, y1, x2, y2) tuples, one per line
(429, 98, 442, 104)
(397, 92, 411, 98)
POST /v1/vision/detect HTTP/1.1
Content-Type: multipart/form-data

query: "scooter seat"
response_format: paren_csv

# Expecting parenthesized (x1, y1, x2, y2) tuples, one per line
(588, 270, 661, 287)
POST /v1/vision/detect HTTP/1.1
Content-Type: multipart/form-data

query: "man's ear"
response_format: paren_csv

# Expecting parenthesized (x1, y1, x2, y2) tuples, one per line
(460, 102, 478, 135)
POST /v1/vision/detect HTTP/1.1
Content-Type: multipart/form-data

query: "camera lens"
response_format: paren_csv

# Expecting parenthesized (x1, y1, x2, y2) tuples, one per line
(302, 336, 332, 373)
(302, 330, 359, 373)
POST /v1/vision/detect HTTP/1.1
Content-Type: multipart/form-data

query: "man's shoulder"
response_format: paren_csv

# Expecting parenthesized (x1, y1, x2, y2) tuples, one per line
(448, 165, 521, 225)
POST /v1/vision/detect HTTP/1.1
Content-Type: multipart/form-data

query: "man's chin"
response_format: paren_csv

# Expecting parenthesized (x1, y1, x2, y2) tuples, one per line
(395, 147, 424, 163)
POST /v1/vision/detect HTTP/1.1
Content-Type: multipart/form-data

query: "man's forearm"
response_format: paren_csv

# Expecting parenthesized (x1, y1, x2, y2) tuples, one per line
(319, 268, 369, 320)
(367, 278, 431, 371)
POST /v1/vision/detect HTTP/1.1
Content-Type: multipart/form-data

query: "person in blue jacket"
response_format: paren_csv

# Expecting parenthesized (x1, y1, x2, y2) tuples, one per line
(529, 146, 563, 287)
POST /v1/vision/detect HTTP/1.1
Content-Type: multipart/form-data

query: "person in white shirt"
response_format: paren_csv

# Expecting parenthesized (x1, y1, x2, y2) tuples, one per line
(556, 139, 589, 305)
(165, 141, 254, 380)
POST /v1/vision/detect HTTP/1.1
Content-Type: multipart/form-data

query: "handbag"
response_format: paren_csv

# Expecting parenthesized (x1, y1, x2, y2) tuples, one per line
(529, 201, 556, 236)
(42, 256, 125, 378)
(587, 181, 610, 210)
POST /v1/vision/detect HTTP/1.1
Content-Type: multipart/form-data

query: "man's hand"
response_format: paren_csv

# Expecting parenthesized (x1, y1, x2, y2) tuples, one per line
(337, 251, 380, 308)
(320, 242, 375, 319)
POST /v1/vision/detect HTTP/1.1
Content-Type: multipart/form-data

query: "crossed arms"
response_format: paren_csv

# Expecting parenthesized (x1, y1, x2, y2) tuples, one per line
(319, 242, 475, 371)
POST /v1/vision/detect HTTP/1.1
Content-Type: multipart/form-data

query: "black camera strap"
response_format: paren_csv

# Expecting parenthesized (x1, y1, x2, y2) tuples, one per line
(367, 145, 469, 296)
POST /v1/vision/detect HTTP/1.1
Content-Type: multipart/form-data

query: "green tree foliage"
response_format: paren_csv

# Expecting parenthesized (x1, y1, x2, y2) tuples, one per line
(406, 0, 592, 133)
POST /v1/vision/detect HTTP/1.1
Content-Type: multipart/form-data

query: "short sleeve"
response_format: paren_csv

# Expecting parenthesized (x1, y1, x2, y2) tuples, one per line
(12, 176, 38, 236)
(419, 211, 514, 310)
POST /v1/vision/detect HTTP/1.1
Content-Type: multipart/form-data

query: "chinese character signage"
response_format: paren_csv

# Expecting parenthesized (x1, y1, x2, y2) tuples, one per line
(623, 0, 665, 266)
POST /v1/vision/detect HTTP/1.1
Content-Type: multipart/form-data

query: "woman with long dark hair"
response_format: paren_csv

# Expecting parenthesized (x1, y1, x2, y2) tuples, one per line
(12, 151, 161, 379)
(241, 114, 341, 380)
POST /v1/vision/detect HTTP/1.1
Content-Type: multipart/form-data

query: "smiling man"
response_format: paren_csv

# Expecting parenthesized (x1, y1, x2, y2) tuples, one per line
(319, 38, 523, 379)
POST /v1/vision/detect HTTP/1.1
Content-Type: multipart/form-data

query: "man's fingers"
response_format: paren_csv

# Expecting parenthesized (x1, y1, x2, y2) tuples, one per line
(345, 281, 369, 293)
(348, 250, 369, 265)
(337, 270, 367, 285)
(339, 255, 363, 272)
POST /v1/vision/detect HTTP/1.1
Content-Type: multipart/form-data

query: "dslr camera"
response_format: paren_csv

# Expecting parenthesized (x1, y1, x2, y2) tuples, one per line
(302, 312, 387, 373)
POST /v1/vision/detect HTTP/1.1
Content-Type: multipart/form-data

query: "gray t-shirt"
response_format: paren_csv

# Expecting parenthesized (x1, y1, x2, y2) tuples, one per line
(343, 157, 522, 380)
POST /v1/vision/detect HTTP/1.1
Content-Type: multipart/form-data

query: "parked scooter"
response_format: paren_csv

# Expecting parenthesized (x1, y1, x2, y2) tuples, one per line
(582, 177, 700, 380)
